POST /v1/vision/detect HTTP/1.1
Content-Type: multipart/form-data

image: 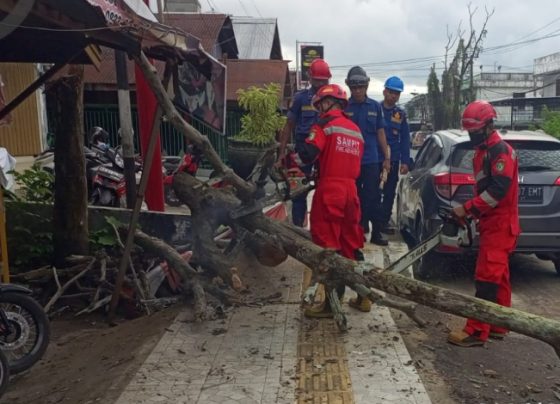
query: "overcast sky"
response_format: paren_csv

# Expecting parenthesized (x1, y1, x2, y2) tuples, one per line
(190, 0, 560, 103)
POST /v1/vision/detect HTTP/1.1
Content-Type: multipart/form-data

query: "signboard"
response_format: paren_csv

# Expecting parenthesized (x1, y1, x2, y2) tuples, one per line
(84, 0, 157, 27)
(300, 45, 324, 85)
(175, 58, 227, 133)
(0, 75, 11, 126)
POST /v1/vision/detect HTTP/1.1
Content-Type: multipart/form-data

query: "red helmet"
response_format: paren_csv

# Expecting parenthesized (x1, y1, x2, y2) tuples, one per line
(461, 100, 497, 131)
(312, 84, 348, 109)
(309, 58, 332, 80)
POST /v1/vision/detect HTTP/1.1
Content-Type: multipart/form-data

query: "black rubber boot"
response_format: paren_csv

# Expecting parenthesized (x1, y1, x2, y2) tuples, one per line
(370, 223, 388, 246)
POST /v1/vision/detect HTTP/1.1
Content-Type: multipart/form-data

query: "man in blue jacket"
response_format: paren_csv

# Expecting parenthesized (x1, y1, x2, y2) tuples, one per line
(278, 58, 331, 227)
(345, 66, 391, 246)
(380, 76, 411, 234)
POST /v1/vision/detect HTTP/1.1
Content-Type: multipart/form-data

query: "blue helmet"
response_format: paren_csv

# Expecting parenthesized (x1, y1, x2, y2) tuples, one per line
(384, 76, 404, 92)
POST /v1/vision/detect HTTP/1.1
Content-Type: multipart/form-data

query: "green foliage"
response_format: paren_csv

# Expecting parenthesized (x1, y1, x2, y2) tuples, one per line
(233, 83, 286, 147)
(541, 106, 560, 139)
(7, 208, 53, 271)
(427, 67, 444, 130)
(89, 216, 125, 250)
(11, 164, 54, 203)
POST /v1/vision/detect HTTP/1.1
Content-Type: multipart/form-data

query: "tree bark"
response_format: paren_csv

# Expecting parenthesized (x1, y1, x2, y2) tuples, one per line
(51, 66, 89, 266)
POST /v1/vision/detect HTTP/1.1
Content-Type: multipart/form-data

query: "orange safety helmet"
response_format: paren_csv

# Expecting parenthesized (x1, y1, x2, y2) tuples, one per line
(309, 58, 332, 80)
(312, 84, 348, 109)
(461, 100, 497, 132)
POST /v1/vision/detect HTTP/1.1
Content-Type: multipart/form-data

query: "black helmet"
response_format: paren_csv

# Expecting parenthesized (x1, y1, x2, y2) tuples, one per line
(345, 66, 370, 87)
(89, 126, 109, 146)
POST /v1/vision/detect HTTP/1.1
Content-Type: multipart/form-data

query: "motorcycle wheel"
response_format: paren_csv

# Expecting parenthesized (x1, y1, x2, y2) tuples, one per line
(0, 350, 9, 398)
(0, 292, 50, 373)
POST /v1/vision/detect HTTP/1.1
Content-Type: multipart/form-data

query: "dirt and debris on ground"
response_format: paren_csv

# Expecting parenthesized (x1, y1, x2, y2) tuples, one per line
(395, 306, 560, 404)
(394, 253, 560, 404)
(1, 306, 180, 404)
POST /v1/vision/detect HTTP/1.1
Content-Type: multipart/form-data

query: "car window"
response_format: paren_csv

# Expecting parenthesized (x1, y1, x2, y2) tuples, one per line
(414, 137, 442, 169)
(413, 137, 432, 168)
(415, 137, 442, 169)
(451, 140, 560, 171)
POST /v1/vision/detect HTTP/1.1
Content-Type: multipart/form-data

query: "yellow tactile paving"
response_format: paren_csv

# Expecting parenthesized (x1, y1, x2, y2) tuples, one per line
(296, 269, 355, 404)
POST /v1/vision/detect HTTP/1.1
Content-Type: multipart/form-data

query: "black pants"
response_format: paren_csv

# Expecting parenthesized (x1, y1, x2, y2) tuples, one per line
(380, 161, 400, 224)
(292, 138, 312, 227)
(356, 163, 383, 228)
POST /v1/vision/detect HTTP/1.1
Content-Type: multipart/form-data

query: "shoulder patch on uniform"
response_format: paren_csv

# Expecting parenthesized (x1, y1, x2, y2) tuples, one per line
(495, 159, 505, 172)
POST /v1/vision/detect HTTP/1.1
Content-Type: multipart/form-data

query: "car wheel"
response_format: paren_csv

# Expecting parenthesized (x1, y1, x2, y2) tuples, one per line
(554, 259, 560, 276)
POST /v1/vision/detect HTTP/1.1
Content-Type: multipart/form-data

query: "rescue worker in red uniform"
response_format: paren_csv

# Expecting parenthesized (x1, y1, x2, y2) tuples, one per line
(297, 84, 365, 318)
(448, 100, 520, 347)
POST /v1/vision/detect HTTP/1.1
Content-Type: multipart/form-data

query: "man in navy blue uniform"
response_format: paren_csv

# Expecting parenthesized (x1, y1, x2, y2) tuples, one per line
(380, 76, 411, 234)
(345, 66, 391, 246)
(278, 58, 332, 227)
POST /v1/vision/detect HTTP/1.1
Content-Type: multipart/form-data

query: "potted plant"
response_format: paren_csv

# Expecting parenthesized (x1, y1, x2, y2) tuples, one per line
(228, 83, 286, 179)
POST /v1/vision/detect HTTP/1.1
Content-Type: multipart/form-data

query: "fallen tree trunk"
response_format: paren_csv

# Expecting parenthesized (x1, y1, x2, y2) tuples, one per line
(242, 206, 560, 357)
(133, 49, 560, 358)
(173, 171, 560, 357)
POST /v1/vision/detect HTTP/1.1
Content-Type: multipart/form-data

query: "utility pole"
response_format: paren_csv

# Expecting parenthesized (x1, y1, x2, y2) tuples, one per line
(295, 40, 300, 90)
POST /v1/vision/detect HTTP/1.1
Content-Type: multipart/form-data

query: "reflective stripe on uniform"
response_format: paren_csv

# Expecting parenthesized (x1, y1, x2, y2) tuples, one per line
(480, 191, 499, 207)
(323, 126, 363, 140)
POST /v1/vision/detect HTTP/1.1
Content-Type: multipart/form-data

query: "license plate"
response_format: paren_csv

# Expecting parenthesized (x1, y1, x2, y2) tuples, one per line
(519, 186, 543, 204)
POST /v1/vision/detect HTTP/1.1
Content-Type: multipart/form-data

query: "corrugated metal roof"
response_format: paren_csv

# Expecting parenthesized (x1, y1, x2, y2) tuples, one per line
(162, 13, 238, 59)
(231, 17, 282, 60)
(226, 59, 291, 105)
(83, 47, 166, 86)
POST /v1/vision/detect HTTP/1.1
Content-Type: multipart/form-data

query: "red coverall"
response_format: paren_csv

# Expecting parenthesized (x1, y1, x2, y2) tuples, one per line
(304, 109, 364, 259)
(463, 130, 520, 341)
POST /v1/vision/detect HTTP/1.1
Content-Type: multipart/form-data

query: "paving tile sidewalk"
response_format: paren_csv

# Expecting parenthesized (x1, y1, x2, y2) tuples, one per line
(115, 241, 432, 404)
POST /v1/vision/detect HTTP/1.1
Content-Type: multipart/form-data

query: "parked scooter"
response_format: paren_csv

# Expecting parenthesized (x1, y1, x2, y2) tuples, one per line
(0, 283, 50, 374)
(87, 127, 129, 208)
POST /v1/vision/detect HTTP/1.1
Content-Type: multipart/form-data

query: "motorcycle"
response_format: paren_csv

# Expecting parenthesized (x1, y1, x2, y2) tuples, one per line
(0, 283, 50, 374)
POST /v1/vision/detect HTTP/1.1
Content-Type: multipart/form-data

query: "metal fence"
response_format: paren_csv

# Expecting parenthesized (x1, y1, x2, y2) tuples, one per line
(81, 105, 243, 165)
(490, 97, 560, 130)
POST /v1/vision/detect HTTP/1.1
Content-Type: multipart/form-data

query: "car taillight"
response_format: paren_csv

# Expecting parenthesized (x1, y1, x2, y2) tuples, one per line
(433, 172, 475, 199)
(555, 177, 560, 185)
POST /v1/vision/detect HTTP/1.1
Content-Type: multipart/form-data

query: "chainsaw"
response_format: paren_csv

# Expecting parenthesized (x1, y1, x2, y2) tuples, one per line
(383, 208, 475, 275)
(270, 148, 315, 201)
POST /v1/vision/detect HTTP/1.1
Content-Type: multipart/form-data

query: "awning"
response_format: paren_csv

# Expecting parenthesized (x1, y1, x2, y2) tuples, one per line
(0, 0, 217, 65)
(0, 0, 227, 131)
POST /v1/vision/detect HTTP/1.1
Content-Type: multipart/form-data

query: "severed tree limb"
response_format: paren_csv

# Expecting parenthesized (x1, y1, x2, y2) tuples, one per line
(353, 284, 426, 328)
(239, 210, 560, 357)
(11, 264, 88, 282)
(44, 258, 96, 313)
(191, 278, 209, 321)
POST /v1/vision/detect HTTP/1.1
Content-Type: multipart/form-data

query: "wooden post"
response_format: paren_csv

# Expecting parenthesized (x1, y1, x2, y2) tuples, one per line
(51, 66, 89, 266)
(115, 50, 137, 208)
(107, 56, 173, 323)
